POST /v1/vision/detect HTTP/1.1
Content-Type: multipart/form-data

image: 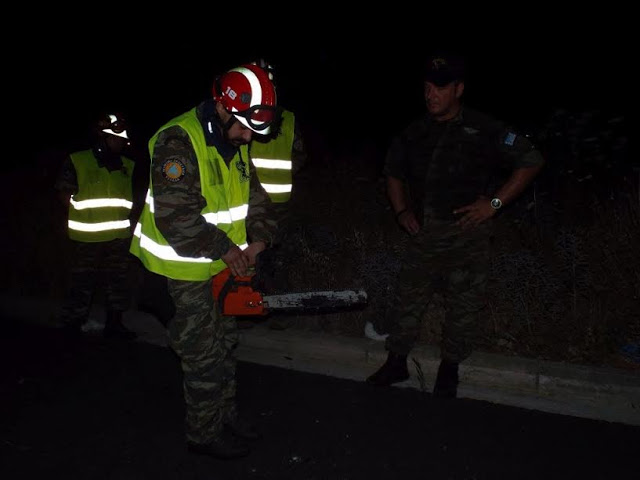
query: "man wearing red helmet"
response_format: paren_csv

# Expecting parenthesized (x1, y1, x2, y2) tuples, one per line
(130, 64, 278, 459)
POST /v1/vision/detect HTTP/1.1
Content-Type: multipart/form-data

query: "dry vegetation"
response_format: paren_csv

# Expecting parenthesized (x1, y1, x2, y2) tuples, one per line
(271, 109, 639, 371)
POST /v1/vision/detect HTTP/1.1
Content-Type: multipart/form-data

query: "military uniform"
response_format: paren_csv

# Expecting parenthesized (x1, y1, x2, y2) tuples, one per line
(55, 149, 134, 328)
(131, 100, 277, 446)
(383, 106, 544, 363)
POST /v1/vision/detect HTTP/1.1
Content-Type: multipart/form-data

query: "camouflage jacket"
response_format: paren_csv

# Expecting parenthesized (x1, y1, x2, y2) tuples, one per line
(384, 106, 544, 221)
(149, 100, 277, 262)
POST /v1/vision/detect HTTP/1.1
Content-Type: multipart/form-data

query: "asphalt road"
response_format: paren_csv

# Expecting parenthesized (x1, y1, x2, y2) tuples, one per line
(1, 319, 637, 480)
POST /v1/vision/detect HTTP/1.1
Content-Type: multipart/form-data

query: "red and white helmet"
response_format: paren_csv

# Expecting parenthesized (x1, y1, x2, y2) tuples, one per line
(212, 64, 277, 134)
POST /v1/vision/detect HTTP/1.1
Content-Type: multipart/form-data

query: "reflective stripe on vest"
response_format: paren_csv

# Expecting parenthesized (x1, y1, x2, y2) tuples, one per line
(250, 109, 294, 203)
(68, 150, 134, 243)
(129, 108, 250, 281)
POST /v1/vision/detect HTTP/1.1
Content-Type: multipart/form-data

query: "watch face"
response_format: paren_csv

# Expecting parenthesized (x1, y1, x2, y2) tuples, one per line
(491, 198, 502, 209)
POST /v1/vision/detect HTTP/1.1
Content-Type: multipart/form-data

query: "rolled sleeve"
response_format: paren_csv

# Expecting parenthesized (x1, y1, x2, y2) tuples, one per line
(383, 135, 408, 180)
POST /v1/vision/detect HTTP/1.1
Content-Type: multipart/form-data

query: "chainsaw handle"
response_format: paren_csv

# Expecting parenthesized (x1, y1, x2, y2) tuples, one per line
(212, 268, 253, 297)
(212, 268, 267, 316)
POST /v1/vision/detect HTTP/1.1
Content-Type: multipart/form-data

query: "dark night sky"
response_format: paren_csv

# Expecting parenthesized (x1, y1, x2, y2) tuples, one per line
(20, 15, 633, 163)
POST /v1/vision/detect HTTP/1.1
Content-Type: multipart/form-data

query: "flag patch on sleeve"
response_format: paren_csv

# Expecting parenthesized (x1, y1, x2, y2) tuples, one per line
(504, 132, 517, 146)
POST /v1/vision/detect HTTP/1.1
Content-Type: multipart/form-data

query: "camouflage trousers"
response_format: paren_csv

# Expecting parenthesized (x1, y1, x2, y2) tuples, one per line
(385, 221, 490, 363)
(60, 238, 132, 325)
(167, 277, 239, 444)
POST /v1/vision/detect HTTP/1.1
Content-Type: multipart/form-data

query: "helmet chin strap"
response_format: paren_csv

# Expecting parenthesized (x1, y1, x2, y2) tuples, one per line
(210, 102, 238, 141)
(205, 102, 241, 160)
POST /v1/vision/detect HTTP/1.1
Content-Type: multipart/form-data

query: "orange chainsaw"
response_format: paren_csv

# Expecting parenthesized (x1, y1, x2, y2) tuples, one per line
(212, 268, 368, 316)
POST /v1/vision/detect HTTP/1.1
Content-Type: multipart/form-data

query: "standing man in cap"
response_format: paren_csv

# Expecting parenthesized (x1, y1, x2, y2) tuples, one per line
(366, 52, 545, 398)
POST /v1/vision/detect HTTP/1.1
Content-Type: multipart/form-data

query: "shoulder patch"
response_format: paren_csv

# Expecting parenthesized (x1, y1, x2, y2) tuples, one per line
(162, 159, 186, 182)
(504, 132, 517, 146)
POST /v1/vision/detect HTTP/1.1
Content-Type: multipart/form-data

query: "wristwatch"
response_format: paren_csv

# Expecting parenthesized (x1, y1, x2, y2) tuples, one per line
(490, 197, 503, 210)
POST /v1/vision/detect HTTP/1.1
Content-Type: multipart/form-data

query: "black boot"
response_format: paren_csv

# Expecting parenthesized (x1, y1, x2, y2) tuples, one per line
(225, 417, 261, 441)
(187, 431, 250, 459)
(366, 352, 409, 386)
(433, 360, 459, 399)
(103, 311, 137, 340)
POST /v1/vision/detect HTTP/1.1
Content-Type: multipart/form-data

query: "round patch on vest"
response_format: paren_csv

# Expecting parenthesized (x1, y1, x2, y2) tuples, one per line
(162, 159, 186, 182)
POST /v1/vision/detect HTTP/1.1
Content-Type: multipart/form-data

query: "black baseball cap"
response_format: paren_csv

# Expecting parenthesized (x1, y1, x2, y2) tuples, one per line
(424, 53, 465, 87)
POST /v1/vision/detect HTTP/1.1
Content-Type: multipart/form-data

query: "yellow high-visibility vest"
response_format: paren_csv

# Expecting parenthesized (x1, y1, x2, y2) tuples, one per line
(130, 108, 250, 281)
(68, 150, 134, 242)
(250, 109, 294, 203)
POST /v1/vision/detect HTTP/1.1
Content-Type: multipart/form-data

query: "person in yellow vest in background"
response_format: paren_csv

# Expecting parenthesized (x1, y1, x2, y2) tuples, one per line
(54, 113, 137, 340)
(129, 63, 278, 460)
(249, 59, 308, 330)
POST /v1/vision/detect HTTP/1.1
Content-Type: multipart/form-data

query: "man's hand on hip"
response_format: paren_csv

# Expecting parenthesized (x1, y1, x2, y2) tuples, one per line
(453, 196, 496, 229)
